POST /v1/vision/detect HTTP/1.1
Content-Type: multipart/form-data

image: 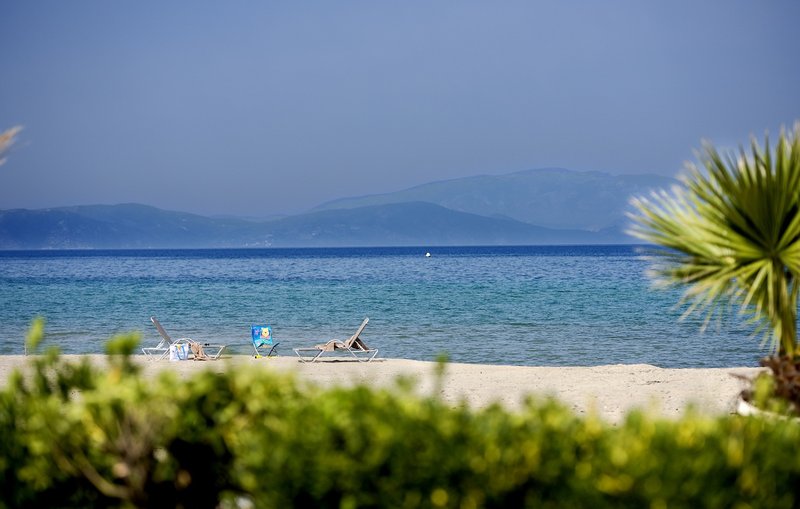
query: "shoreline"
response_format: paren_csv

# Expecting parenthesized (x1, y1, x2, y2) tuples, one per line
(0, 354, 762, 423)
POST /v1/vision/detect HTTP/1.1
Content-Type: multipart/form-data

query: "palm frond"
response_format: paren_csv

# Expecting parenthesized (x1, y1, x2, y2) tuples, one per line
(628, 123, 800, 357)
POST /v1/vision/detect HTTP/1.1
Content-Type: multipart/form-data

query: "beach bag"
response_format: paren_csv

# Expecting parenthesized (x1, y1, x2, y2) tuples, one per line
(169, 343, 190, 361)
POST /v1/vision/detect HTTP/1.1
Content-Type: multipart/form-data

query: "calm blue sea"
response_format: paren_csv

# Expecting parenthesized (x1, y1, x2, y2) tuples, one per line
(0, 245, 760, 367)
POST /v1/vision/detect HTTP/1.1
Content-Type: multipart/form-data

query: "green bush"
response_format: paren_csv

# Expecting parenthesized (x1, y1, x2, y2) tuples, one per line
(1, 325, 799, 508)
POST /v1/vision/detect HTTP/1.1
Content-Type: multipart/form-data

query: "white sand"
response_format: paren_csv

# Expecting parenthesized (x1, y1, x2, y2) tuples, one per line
(0, 354, 762, 423)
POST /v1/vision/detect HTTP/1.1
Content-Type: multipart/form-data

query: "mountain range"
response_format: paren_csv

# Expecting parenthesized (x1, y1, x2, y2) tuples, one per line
(316, 168, 675, 231)
(0, 168, 677, 249)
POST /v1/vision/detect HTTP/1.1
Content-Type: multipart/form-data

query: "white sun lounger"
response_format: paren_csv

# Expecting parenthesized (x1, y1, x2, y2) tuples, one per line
(293, 317, 377, 362)
(143, 316, 227, 360)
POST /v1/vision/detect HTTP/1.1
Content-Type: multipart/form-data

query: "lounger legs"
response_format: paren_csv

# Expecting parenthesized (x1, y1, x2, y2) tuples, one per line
(347, 348, 379, 362)
(294, 348, 378, 363)
(294, 348, 325, 363)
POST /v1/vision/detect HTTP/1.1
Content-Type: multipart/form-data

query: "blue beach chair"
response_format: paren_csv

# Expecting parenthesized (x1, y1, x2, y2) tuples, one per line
(251, 324, 279, 358)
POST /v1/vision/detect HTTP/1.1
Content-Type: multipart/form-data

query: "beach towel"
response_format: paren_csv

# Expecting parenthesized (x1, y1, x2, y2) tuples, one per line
(190, 341, 209, 360)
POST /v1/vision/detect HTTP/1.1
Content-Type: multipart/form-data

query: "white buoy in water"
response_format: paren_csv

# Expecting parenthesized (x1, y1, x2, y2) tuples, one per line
(425, 252, 431, 257)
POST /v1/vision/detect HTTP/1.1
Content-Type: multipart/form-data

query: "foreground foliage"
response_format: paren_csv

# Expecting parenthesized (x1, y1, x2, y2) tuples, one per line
(1, 328, 799, 508)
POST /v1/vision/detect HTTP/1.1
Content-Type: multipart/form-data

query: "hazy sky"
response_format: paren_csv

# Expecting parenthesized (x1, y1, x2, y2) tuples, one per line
(1, 1, 798, 217)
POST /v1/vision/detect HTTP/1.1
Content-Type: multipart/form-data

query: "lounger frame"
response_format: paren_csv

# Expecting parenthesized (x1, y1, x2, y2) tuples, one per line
(143, 316, 227, 360)
(294, 318, 378, 363)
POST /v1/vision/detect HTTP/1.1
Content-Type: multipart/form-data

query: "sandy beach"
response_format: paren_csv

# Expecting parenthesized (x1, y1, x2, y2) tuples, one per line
(0, 354, 762, 423)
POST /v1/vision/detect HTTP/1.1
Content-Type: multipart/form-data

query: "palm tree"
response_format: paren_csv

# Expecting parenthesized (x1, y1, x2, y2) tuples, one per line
(629, 123, 800, 359)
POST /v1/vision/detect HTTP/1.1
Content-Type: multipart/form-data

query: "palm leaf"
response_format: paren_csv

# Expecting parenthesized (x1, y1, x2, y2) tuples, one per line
(628, 123, 800, 357)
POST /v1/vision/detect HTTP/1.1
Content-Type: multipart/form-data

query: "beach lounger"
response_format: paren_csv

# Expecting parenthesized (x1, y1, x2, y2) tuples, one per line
(144, 316, 227, 360)
(141, 330, 172, 359)
(293, 317, 378, 362)
(251, 324, 279, 358)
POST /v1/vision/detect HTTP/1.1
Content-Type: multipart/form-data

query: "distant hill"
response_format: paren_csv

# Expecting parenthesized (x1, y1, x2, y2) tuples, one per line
(253, 201, 628, 247)
(0, 204, 256, 249)
(0, 202, 630, 249)
(0, 168, 676, 248)
(315, 168, 677, 231)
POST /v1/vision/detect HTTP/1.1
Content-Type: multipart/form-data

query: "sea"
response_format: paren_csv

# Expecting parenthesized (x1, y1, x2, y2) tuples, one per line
(0, 245, 761, 368)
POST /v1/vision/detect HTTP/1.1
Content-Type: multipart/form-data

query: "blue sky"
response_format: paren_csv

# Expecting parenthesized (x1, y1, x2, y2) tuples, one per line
(1, 1, 798, 217)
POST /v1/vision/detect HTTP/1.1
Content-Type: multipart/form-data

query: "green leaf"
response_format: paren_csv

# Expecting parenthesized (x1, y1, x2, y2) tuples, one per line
(629, 123, 800, 357)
